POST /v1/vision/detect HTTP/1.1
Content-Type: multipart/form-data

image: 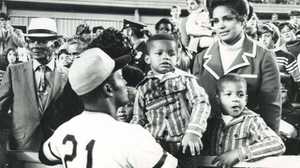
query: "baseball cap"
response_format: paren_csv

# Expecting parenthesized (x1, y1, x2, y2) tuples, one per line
(69, 47, 130, 96)
(69, 48, 114, 96)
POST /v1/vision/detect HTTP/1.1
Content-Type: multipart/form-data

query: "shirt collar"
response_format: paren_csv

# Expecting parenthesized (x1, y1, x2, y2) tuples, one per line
(33, 58, 55, 72)
(218, 32, 245, 50)
(145, 68, 178, 81)
(220, 107, 258, 127)
(82, 111, 116, 121)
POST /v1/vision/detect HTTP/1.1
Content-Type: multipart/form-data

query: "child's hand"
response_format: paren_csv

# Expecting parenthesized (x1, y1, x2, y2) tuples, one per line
(181, 133, 202, 156)
(212, 149, 240, 168)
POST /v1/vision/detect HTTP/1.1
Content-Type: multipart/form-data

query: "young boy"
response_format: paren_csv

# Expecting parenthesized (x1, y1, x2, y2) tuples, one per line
(203, 74, 285, 168)
(131, 34, 211, 168)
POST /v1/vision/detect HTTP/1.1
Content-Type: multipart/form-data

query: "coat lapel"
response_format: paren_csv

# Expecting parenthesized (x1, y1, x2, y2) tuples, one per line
(204, 36, 257, 79)
(44, 64, 68, 110)
(224, 37, 257, 75)
(203, 42, 224, 80)
(24, 60, 41, 118)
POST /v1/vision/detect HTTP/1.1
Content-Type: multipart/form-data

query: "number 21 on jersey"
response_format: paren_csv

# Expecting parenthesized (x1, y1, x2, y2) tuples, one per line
(62, 134, 95, 168)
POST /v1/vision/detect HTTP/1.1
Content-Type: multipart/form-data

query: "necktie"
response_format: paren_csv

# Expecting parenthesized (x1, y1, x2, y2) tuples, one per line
(38, 65, 49, 110)
(38, 65, 47, 93)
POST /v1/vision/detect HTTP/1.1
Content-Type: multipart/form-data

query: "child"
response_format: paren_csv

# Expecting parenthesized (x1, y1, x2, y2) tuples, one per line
(117, 65, 144, 123)
(131, 34, 211, 168)
(203, 74, 285, 168)
(184, 0, 213, 53)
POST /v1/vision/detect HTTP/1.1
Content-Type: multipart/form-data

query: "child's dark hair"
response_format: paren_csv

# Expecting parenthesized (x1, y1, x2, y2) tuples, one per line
(216, 73, 247, 95)
(146, 34, 177, 54)
(88, 27, 133, 60)
(155, 18, 175, 33)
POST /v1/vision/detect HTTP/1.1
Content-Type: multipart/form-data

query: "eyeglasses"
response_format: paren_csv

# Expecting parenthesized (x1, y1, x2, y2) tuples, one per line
(27, 37, 50, 44)
(210, 15, 237, 25)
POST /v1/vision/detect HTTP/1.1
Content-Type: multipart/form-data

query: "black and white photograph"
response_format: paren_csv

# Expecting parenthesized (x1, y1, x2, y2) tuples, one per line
(0, 0, 299, 167)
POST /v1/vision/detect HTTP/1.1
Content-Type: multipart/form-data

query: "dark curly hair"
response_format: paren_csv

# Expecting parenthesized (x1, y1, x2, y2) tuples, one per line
(88, 27, 133, 60)
(207, 0, 250, 21)
(155, 18, 175, 33)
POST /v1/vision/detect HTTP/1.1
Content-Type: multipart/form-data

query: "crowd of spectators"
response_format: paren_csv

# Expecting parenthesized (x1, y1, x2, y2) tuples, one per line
(249, 0, 300, 4)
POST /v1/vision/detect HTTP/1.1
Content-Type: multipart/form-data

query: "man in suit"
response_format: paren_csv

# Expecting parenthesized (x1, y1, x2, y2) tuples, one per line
(0, 12, 25, 70)
(0, 18, 82, 151)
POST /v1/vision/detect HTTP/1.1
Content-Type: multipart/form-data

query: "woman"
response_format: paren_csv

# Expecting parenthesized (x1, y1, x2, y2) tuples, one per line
(6, 48, 21, 65)
(193, 0, 281, 132)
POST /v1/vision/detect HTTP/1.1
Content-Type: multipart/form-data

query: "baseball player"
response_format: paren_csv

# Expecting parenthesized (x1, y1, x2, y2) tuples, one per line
(39, 43, 177, 167)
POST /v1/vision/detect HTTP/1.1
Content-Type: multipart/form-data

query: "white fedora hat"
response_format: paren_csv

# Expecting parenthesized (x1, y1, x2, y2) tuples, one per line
(25, 18, 62, 38)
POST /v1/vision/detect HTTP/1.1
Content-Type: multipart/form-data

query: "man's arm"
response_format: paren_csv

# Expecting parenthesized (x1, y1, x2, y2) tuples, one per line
(129, 126, 177, 168)
(258, 50, 281, 132)
(0, 66, 13, 114)
(239, 116, 286, 161)
(184, 77, 211, 137)
(181, 77, 211, 155)
(39, 131, 62, 165)
(8, 26, 25, 48)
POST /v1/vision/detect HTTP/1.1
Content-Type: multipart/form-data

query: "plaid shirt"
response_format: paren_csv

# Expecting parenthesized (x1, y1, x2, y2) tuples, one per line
(131, 69, 211, 142)
(203, 108, 285, 161)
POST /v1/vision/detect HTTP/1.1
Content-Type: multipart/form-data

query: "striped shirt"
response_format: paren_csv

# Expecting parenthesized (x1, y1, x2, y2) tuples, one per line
(131, 68, 211, 142)
(275, 50, 300, 82)
(203, 108, 285, 161)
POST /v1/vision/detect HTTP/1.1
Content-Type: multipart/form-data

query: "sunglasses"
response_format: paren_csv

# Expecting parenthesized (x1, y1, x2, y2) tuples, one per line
(27, 37, 53, 43)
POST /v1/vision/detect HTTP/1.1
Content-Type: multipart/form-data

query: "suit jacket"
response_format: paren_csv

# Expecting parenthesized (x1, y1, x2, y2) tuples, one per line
(192, 35, 281, 132)
(0, 60, 82, 151)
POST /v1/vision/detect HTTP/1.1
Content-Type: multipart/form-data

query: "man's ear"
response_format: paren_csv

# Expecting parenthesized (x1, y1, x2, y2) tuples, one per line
(145, 54, 150, 65)
(102, 83, 114, 97)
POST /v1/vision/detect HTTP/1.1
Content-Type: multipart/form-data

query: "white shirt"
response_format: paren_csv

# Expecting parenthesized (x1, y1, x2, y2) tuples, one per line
(219, 34, 245, 72)
(41, 111, 177, 168)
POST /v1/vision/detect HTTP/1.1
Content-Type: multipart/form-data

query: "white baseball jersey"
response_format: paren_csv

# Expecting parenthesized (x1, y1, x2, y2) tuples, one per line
(40, 111, 177, 168)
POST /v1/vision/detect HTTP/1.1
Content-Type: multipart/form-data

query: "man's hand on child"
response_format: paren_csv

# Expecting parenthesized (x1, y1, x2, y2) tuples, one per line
(212, 149, 240, 168)
(181, 133, 203, 156)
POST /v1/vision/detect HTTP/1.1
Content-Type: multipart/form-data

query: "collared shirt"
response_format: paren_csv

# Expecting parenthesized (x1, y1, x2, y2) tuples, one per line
(41, 111, 177, 168)
(33, 58, 55, 90)
(131, 68, 211, 142)
(219, 33, 245, 72)
(204, 108, 285, 161)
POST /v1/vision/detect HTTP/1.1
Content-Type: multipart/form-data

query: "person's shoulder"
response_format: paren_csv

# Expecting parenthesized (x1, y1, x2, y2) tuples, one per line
(8, 61, 31, 71)
(275, 49, 295, 60)
(116, 121, 151, 138)
(173, 69, 198, 83)
(240, 108, 260, 118)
